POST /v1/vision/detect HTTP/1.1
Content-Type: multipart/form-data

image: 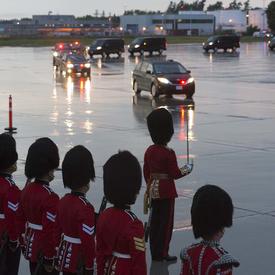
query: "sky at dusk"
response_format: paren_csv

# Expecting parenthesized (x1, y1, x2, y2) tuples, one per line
(0, 0, 270, 19)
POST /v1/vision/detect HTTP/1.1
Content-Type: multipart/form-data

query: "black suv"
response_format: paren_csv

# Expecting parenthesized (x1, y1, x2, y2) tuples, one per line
(128, 37, 167, 56)
(203, 35, 240, 52)
(55, 53, 90, 76)
(88, 38, 124, 58)
(268, 37, 275, 50)
(132, 60, 195, 98)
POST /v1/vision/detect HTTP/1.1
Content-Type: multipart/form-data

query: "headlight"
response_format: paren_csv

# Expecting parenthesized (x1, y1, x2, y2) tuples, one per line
(134, 44, 140, 48)
(157, 77, 171, 84)
(67, 63, 74, 69)
(208, 42, 213, 46)
(128, 45, 130, 48)
(85, 63, 90, 68)
(202, 42, 205, 46)
(53, 52, 58, 57)
(96, 46, 102, 50)
(187, 77, 194, 84)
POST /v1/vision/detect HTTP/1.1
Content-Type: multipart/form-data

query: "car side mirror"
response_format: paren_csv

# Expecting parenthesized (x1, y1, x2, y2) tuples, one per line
(146, 70, 152, 74)
(186, 70, 191, 74)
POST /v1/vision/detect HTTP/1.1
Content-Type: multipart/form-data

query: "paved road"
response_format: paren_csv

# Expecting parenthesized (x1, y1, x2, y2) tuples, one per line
(0, 43, 274, 274)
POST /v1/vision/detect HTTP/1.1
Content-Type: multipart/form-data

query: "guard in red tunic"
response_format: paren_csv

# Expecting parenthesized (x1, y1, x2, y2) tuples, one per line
(180, 185, 240, 275)
(0, 133, 21, 275)
(55, 145, 96, 275)
(17, 137, 60, 275)
(144, 108, 193, 261)
(96, 151, 147, 275)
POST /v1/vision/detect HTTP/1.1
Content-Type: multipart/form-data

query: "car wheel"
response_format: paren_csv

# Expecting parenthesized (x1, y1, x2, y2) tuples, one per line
(149, 51, 153, 56)
(159, 49, 163, 55)
(133, 80, 141, 94)
(186, 92, 194, 100)
(140, 50, 144, 56)
(118, 51, 122, 57)
(151, 84, 159, 98)
(204, 49, 209, 53)
(232, 47, 236, 52)
(129, 51, 134, 56)
(213, 47, 218, 53)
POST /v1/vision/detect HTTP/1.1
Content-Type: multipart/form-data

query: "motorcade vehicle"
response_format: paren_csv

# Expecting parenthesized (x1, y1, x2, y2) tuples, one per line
(253, 31, 273, 38)
(55, 53, 91, 76)
(132, 60, 195, 98)
(268, 37, 275, 50)
(52, 41, 85, 65)
(202, 35, 240, 52)
(88, 38, 125, 58)
(128, 37, 167, 56)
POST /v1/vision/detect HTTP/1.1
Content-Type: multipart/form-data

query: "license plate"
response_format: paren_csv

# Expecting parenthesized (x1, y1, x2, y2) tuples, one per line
(176, 85, 183, 90)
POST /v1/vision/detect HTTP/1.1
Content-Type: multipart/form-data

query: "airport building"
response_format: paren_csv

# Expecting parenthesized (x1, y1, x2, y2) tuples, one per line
(120, 12, 215, 35)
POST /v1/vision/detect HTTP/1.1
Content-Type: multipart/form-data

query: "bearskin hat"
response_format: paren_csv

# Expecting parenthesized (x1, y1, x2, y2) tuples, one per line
(147, 108, 174, 145)
(62, 145, 95, 189)
(25, 137, 59, 179)
(191, 185, 233, 239)
(103, 151, 142, 207)
(0, 133, 18, 171)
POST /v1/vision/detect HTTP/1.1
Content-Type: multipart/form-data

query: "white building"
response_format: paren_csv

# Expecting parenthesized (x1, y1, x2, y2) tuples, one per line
(207, 10, 247, 32)
(120, 13, 215, 35)
(248, 9, 268, 30)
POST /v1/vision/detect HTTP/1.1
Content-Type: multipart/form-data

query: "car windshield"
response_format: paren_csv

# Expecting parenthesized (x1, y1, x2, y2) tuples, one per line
(207, 36, 216, 42)
(131, 38, 143, 45)
(67, 55, 86, 63)
(154, 63, 188, 74)
(92, 40, 104, 46)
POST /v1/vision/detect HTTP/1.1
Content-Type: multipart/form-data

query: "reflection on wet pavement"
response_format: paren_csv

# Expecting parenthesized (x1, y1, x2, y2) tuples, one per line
(0, 43, 274, 274)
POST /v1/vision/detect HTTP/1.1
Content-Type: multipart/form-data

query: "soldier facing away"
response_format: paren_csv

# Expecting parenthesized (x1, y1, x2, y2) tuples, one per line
(180, 185, 240, 275)
(96, 151, 147, 275)
(54, 145, 96, 275)
(0, 133, 21, 275)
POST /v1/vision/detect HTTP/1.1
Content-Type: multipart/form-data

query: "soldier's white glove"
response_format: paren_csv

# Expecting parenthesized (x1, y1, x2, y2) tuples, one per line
(180, 163, 193, 176)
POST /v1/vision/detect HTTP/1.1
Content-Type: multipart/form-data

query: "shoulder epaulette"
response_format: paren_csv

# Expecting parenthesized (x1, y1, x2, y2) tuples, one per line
(79, 196, 88, 206)
(180, 243, 202, 260)
(214, 254, 240, 268)
(124, 209, 137, 221)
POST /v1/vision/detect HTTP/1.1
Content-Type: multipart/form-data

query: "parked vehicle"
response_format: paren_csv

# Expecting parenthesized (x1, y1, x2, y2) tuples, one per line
(202, 35, 240, 53)
(128, 37, 167, 56)
(55, 53, 90, 76)
(132, 60, 195, 98)
(268, 37, 275, 50)
(88, 38, 125, 58)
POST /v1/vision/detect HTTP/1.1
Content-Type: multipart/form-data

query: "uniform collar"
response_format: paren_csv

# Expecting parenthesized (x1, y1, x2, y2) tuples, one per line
(0, 172, 12, 178)
(35, 179, 50, 186)
(71, 191, 86, 197)
(201, 240, 220, 247)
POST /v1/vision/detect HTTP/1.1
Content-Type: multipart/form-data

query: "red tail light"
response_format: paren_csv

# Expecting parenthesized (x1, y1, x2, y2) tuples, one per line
(59, 44, 64, 49)
(80, 64, 84, 68)
(179, 80, 186, 85)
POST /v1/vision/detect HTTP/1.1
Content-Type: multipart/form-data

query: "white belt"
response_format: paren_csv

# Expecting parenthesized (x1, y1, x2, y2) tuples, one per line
(28, 222, 43, 230)
(0, 214, 5, 219)
(64, 235, 81, 244)
(112, 251, 131, 259)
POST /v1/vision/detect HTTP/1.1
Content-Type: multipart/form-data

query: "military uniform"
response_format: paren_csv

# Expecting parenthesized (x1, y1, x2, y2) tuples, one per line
(96, 207, 147, 275)
(17, 180, 59, 274)
(144, 144, 189, 260)
(0, 173, 21, 275)
(180, 240, 240, 275)
(55, 192, 95, 274)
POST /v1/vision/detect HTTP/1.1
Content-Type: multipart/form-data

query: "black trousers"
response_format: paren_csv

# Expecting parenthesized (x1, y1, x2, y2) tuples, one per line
(149, 198, 175, 260)
(29, 261, 59, 275)
(0, 245, 21, 275)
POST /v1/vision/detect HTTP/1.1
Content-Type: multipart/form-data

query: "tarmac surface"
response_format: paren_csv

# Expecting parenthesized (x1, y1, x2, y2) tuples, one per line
(0, 42, 274, 274)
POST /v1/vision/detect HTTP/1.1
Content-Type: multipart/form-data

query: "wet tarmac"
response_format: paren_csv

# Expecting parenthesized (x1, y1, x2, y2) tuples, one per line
(0, 42, 274, 274)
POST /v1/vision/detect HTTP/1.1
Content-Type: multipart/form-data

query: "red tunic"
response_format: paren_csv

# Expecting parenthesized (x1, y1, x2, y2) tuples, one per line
(0, 174, 21, 243)
(96, 207, 147, 275)
(55, 192, 95, 273)
(180, 241, 240, 275)
(144, 145, 184, 199)
(17, 180, 59, 262)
